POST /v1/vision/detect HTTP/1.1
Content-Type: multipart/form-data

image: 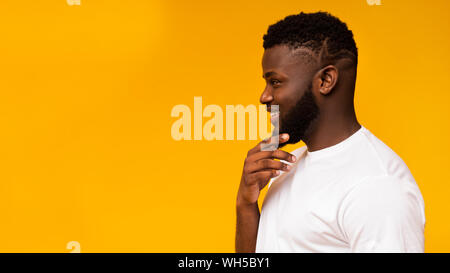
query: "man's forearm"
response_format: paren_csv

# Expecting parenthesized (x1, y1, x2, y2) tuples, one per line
(235, 201, 260, 253)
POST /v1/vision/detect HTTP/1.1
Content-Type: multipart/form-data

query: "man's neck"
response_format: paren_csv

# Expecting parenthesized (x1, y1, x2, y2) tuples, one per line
(303, 114, 361, 152)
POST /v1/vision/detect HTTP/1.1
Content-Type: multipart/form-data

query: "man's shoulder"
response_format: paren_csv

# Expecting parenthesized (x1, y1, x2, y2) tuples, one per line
(338, 175, 423, 213)
(341, 174, 426, 225)
(358, 126, 414, 180)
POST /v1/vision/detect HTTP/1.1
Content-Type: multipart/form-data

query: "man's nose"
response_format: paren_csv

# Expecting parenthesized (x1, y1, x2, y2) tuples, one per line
(259, 88, 273, 105)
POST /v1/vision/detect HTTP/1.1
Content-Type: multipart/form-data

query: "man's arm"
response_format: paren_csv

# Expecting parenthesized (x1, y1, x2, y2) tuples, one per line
(235, 197, 260, 253)
(235, 134, 296, 253)
(341, 175, 425, 252)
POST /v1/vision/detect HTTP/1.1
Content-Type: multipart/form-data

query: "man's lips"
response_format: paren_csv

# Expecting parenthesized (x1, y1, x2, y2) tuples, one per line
(265, 104, 281, 125)
(270, 111, 280, 125)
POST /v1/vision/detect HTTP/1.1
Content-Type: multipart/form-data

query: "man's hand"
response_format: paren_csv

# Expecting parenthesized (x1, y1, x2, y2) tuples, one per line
(237, 133, 297, 206)
(235, 133, 297, 253)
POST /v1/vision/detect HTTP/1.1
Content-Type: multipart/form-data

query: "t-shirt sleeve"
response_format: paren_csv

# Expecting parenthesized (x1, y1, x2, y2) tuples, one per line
(340, 175, 425, 252)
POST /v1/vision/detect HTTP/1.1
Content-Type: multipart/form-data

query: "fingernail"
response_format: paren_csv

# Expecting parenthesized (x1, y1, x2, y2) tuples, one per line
(291, 155, 296, 162)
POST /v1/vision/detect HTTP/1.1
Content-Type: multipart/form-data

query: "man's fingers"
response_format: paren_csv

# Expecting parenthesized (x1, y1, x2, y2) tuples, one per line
(245, 159, 292, 174)
(246, 170, 280, 187)
(246, 149, 296, 164)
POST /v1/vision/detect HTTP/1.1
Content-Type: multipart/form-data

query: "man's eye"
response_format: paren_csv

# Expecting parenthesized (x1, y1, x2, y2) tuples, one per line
(270, 79, 281, 86)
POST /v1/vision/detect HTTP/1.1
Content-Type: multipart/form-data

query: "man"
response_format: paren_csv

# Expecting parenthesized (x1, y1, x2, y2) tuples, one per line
(235, 12, 425, 253)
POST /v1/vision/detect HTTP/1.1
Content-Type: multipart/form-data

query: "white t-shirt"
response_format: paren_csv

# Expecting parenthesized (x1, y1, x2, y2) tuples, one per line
(255, 125, 425, 253)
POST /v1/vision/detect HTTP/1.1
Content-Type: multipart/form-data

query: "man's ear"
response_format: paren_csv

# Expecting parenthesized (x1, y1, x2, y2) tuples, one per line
(314, 65, 338, 95)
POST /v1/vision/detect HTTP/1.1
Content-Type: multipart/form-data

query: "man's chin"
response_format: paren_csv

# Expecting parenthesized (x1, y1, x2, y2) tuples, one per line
(277, 131, 302, 148)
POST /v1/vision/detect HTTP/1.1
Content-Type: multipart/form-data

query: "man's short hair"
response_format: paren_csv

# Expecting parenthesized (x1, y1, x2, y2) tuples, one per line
(263, 12, 358, 66)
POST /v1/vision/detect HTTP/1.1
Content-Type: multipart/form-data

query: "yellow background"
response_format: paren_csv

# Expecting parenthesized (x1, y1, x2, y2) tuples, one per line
(0, 0, 449, 252)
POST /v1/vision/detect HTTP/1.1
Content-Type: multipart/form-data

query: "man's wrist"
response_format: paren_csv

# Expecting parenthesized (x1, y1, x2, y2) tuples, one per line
(236, 197, 258, 210)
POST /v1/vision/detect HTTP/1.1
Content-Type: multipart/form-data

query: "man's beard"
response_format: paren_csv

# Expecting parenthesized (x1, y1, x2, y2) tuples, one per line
(277, 84, 319, 148)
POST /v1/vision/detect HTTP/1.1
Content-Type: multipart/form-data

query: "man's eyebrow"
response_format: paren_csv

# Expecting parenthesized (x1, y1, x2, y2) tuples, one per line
(262, 71, 276, 78)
